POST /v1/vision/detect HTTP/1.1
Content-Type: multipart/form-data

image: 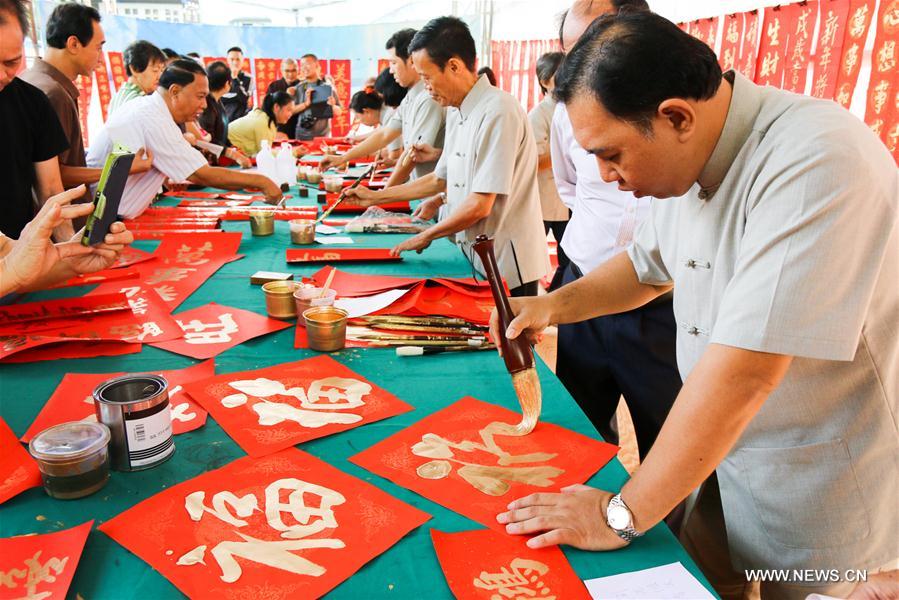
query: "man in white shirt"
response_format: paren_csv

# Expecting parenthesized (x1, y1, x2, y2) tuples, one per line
(320, 28, 445, 188)
(344, 16, 548, 296)
(87, 59, 281, 218)
(550, 0, 681, 459)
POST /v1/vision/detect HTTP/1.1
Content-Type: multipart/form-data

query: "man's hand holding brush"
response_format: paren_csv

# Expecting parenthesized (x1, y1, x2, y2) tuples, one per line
(488, 296, 549, 354)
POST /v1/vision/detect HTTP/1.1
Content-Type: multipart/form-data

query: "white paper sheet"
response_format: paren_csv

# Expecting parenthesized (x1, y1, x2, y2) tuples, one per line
(584, 563, 714, 600)
(314, 236, 354, 245)
(334, 288, 412, 318)
(315, 224, 341, 235)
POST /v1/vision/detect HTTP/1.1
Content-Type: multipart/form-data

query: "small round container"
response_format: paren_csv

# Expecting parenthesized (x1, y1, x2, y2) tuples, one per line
(298, 187, 309, 198)
(323, 176, 343, 193)
(289, 219, 316, 245)
(29, 422, 111, 500)
(94, 374, 174, 472)
(306, 169, 322, 184)
(249, 210, 275, 236)
(262, 280, 301, 319)
(293, 287, 337, 326)
(303, 306, 348, 351)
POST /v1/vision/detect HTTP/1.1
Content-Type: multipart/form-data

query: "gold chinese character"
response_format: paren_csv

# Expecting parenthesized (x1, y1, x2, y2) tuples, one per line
(759, 52, 780, 79)
(877, 40, 896, 73)
(849, 5, 870, 38)
(767, 17, 781, 46)
(843, 43, 860, 75)
(473, 558, 555, 600)
(820, 10, 841, 47)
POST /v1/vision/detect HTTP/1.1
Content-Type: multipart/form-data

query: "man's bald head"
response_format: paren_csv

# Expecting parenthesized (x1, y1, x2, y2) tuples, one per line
(559, 0, 649, 51)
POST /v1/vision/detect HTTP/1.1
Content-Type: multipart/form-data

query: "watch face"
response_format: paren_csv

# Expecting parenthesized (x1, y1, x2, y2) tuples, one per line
(608, 505, 631, 530)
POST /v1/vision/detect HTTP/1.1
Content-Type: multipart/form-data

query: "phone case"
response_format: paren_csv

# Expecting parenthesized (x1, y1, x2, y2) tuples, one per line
(81, 149, 135, 246)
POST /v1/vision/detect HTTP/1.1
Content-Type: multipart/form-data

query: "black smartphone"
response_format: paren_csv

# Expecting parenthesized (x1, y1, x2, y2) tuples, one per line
(81, 149, 135, 246)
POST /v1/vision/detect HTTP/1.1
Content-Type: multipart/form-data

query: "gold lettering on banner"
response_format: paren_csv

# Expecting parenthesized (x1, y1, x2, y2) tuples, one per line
(180, 478, 345, 582)
(836, 83, 853, 106)
(412, 422, 563, 496)
(870, 118, 885, 136)
(473, 558, 555, 599)
(726, 19, 740, 44)
(175, 242, 213, 266)
(886, 123, 899, 152)
(849, 5, 870, 38)
(821, 10, 842, 47)
(178, 313, 239, 344)
(843, 43, 861, 75)
(759, 52, 780, 79)
(767, 17, 781, 46)
(0, 551, 70, 600)
(146, 267, 196, 285)
(877, 40, 897, 72)
(723, 48, 736, 71)
(872, 79, 891, 114)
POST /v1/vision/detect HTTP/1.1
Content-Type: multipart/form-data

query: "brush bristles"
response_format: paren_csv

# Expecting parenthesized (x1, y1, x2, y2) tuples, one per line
(511, 368, 542, 435)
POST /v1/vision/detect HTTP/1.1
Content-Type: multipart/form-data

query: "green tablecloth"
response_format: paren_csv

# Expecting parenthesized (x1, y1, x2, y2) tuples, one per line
(0, 179, 714, 598)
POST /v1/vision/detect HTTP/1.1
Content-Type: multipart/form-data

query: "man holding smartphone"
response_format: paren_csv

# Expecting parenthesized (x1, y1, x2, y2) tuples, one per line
(292, 54, 343, 140)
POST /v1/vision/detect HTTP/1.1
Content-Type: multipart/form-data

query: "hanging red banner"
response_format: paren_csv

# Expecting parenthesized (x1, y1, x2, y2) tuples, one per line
(107, 50, 127, 91)
(377, 58, 389, 75)
(833, 0, 878, 107)
(698, 16, 721, 53)
(253, 57, 281, 107)
(719, 13, 744, 72)
(327, 59, 352, 137)
(864, 0, 899, 160)
(783, 1, 819, 93)
(74, 72, 92, 148)
(94, 53, 112, 121)
(738, 10, 762, 79)
(811, 0, 852, 99)
(755, 7, 796, 87)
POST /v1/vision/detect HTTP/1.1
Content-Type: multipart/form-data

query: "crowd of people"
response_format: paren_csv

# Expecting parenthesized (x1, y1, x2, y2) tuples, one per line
(1, 0, 896, 597)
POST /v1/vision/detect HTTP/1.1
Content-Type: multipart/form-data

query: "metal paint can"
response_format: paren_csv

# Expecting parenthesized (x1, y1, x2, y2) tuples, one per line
(303, 306, 348, 351)
(93, 374, 174, 471)
(262, 280, 301, 319)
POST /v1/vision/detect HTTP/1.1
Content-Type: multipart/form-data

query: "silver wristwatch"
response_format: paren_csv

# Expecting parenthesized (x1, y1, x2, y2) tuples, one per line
(606, 493, 643, 543)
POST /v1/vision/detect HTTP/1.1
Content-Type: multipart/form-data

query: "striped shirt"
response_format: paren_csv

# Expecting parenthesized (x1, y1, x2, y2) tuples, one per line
(108, 80, 145, 115)
(86, 91, 207, 218)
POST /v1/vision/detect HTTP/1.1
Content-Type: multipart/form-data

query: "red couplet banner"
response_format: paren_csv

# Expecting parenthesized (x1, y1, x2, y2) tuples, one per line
(811, 0, 852, 99)
(738, 10, 762, 80)
(253, 57, 281, 106)
(755, 6, 796, 87)
(107, 50, 127, 90)
(326, 59, 352, 137)
(834, 0, 877, 108)
(864, 0, 899, 162)
(782, 1, 819, 93)
(719, 13, 745, 72)
(94, 53, 113, 121)
(74, 73, 92, 147)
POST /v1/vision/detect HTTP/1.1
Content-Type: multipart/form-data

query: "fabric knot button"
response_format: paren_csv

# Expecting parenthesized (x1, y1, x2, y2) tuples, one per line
(686, 259, 697, 268)
(698, 190, 710, 200)
(687, 326, 700, 335)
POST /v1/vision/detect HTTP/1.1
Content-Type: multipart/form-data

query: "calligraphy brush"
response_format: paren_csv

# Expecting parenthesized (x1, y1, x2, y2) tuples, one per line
(396, 343, 496, 356)
(315, 163, 376, 224)
(358, 315, 488, 329)
(355, 333, 487, 342)
(353, 322, 486, 336)
(367, 338, 490, 348)
(472, 234, 542, 435)
(401, 135, 423, 169)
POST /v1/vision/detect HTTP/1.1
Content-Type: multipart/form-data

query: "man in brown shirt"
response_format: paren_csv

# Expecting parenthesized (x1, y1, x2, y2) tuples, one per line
(19, 3, 150, 207)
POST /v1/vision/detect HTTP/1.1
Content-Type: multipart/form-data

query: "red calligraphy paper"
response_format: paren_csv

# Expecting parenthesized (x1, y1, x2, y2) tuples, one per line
(150, 303, 290, 360)
(99, 449, 429, 599)
(754, 7, 795, 86)
(0, 293, 129, 327)
(783, 1, 819, 93)
(73, 73, 92, 148)
(323, 193, 410, 213)
(89, 232, 242, 310)
(310, 267, 419, 296)
(0, 339, 140, 363)
(110, 246, 156, 269)
(253, 58, 280, 106)
(719, 13, 745, 72)
(286, 248, 401, 263)
(21, 360, 215, 443)
(864, 0, 899, 154)
(0, 417, 41, 504)
(811, 0, 852, 99)
(0, 521, 93, 599)
(326, 59, 352, 137)
(431, 529, 590, 599)
(692, 17, 720, 53)
(177, 199, 253, 207)
(48, 268, 139, 289)
(351, 397, 618, 532)
(94, 54, 112, 121)
(182, 355, 413, 457)
(737, 10, 761, 80)
(107, 51, 127, 90)
(834, 0, 877, 107)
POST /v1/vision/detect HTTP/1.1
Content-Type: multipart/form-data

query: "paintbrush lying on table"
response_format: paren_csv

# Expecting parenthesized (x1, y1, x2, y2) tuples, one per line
(315, 162, 377, 224)
(396, 343, 497, 356)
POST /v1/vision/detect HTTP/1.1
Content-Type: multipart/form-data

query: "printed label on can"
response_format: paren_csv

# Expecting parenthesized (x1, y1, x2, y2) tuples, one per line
(125, 408, 174, 468)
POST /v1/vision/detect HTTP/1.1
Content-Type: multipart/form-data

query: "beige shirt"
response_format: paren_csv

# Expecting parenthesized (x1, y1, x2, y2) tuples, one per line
(386, 80, 445, 179)
(435, 75, 550, 289)
(629, 72, 898, 571)
(528, 95, 568, 222)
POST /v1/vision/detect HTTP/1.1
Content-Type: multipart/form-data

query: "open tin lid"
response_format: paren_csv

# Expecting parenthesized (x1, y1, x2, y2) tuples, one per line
(29, 421, 111, 463)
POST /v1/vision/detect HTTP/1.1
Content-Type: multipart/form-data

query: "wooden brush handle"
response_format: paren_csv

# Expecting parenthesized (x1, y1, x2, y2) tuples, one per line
(472, 234, 534, 374)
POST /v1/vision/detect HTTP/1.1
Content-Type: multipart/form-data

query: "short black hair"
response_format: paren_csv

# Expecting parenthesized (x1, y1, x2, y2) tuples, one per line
(159, 58, 206, 90)
(261, 90, 292, 126)
(374, 67, 407, 107)
(558, 0, 650, 50)
(186, 52, 200, 58)
(161, 47, 179, 60)
(206, 60, 230, 92)
(350, 88, 383, 113)
(227, 46, 242, 54)
(301, 53, 318, 62)
(45, 2, 100, 49)
(554, 11, 722, 134)
(385, 28, 416, 61)
(0, 0, 28, 35)
(478, 66, 496, 86)
(124, 40, 165, 76)
(535, 51, 564, 94)
(409, 16, 476, 72)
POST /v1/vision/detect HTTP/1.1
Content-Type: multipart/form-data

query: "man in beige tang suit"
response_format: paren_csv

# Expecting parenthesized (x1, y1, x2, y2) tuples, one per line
(494, 11, 898, 599)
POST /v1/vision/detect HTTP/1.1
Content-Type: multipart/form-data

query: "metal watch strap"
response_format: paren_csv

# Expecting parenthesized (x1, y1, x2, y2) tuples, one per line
(607, 493, 643, 543)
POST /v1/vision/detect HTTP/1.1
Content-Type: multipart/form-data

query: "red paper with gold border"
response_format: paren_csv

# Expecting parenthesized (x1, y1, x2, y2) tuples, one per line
(0, 417, 41, 504)
(89, 232, 242, 310)
(21, 360, 215, 443)
(811, 0, 853, 99)
(0, 521, 93, 599)
(327, 59, 351, 137)
(350, 397, 618, 532)
(73, 73, 91, 147)
(737, 10, 761, 79)
(783, 1, 819, 93)
(99, 449, 429, 600)
(94, 54, 112, 121)
(107, 51, 127, 90)
(150, 303, 290, 360)
(833, 0, 877, 107)
(719, 13, 745, 72)
(754, 7, 795, 86)
(286, 248, 401, 264)
(182, 355, 413, 457)
(864, 0, 899, 157)
(431, 529, 591, 599)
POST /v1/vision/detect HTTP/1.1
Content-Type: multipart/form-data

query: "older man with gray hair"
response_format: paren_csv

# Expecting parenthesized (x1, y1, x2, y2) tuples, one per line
(266, 58, 301, 136)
